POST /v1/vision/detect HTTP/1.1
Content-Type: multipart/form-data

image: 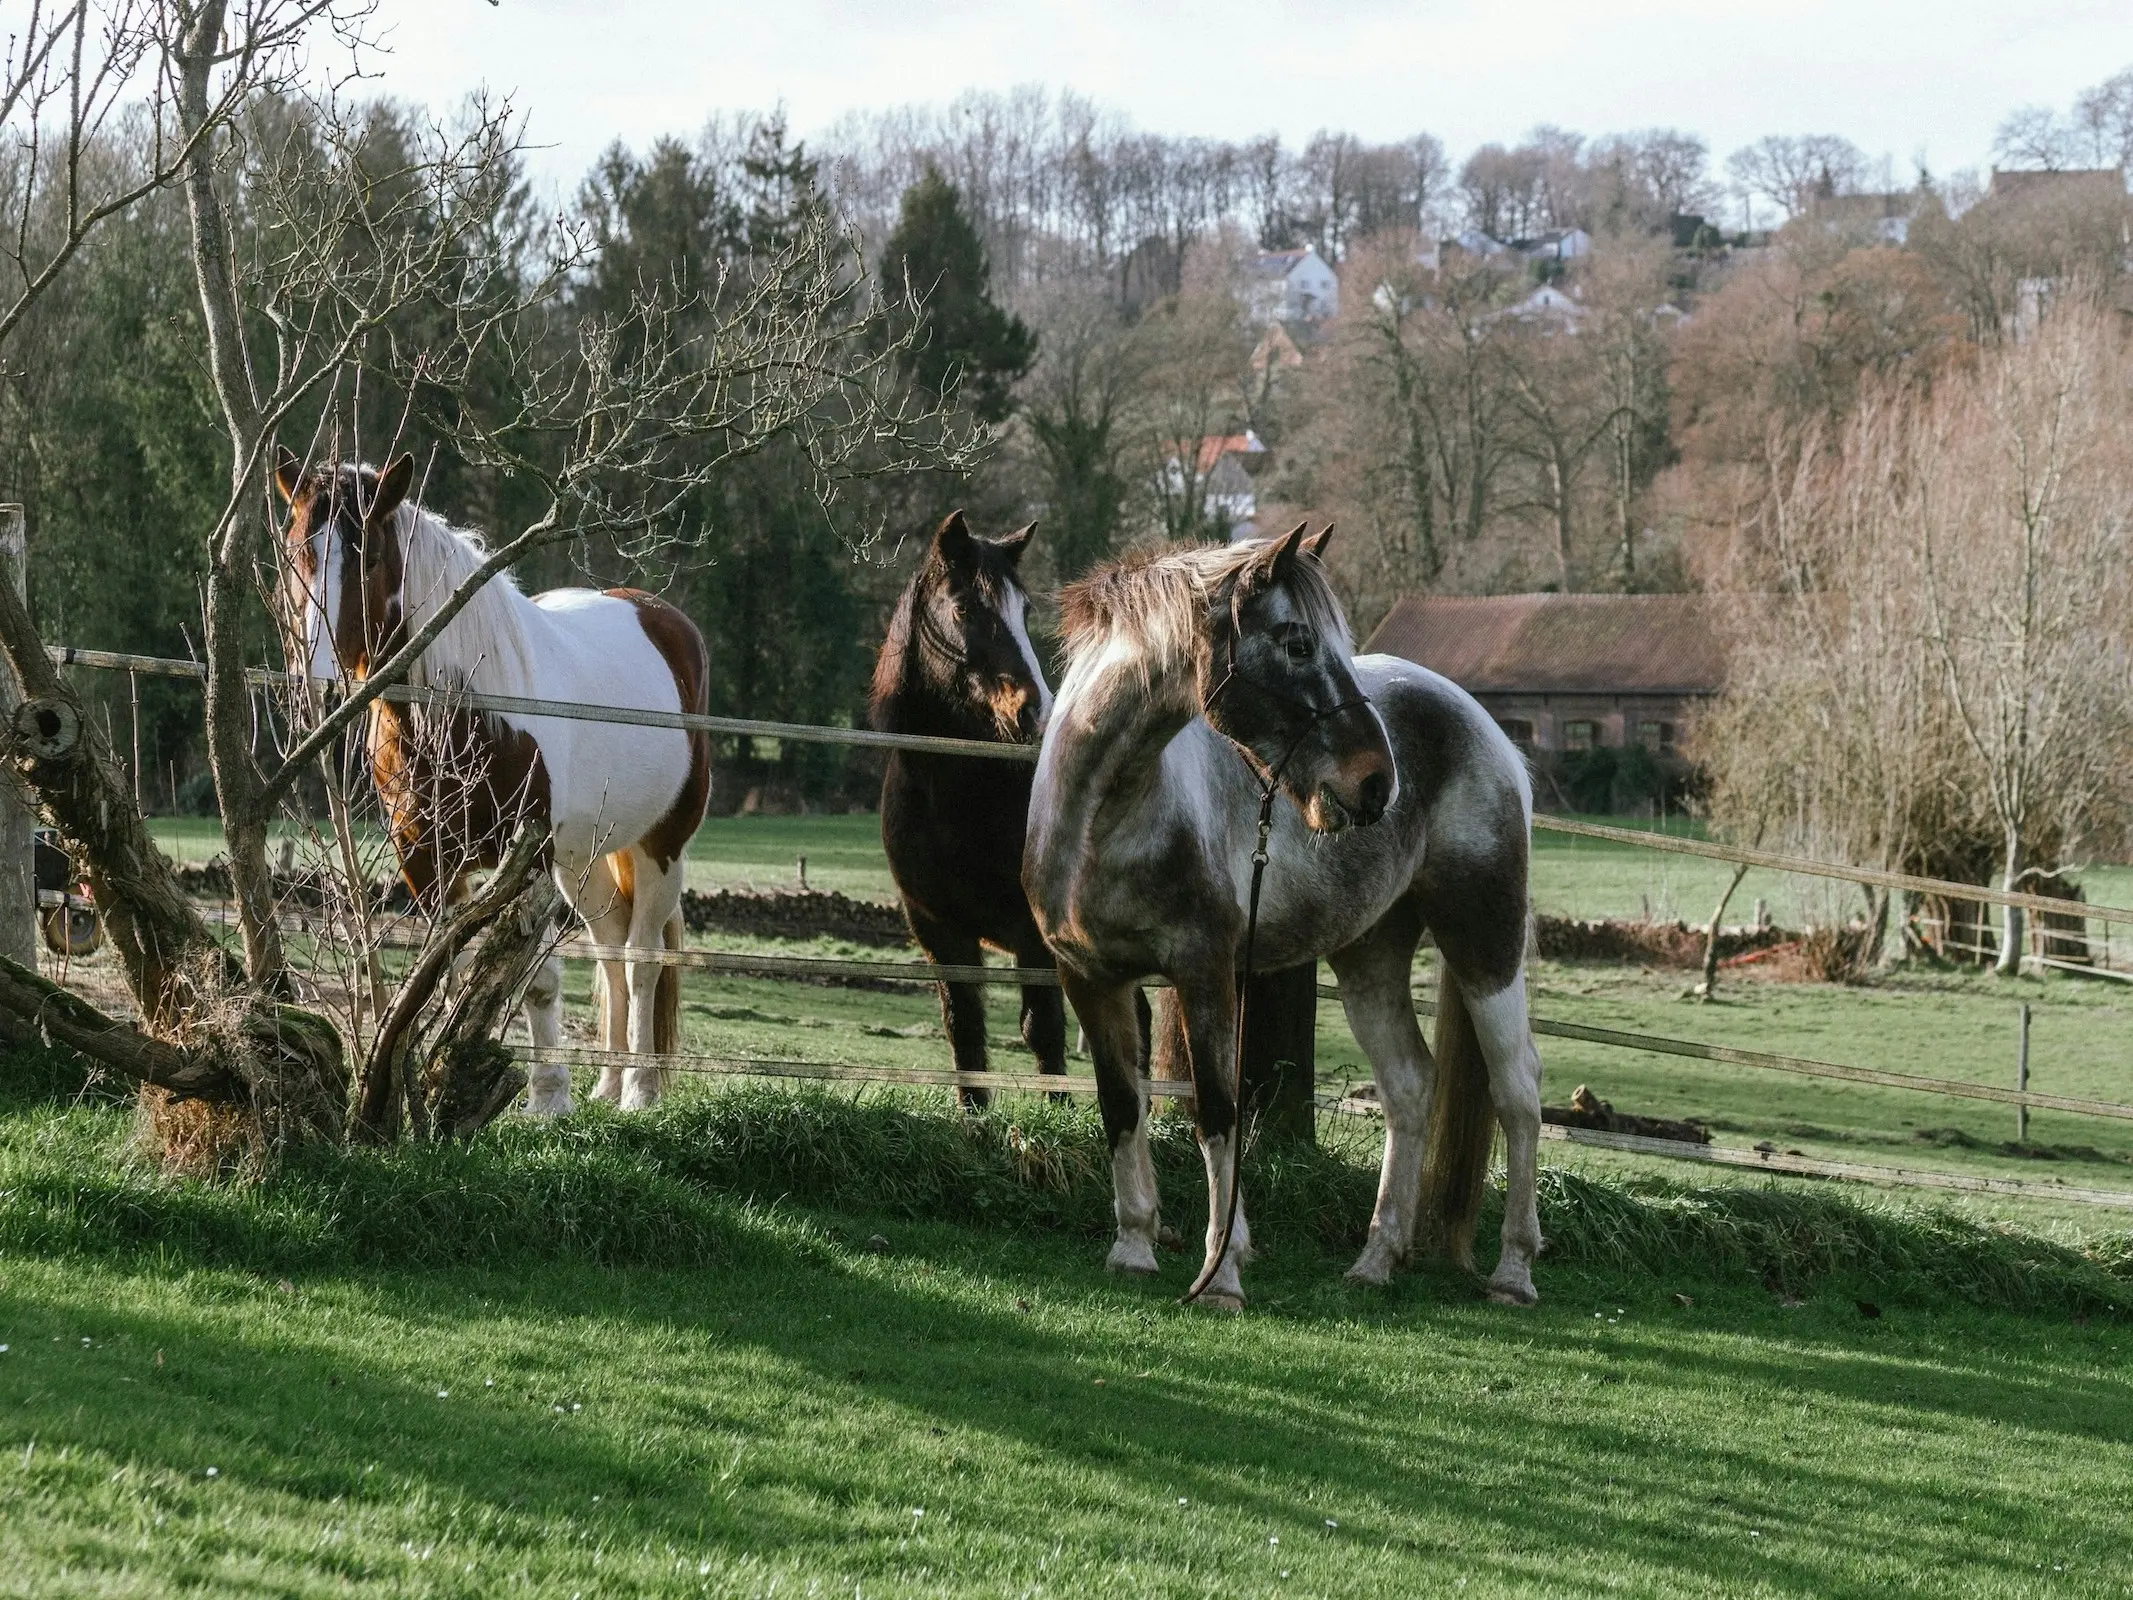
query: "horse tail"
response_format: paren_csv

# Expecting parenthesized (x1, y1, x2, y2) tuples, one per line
(1420, 967, 1495, 1272)
(654, 908, 683, 1056)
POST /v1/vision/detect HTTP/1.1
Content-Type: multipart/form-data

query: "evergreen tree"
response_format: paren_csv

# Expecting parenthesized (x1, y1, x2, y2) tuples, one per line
(881, 166, 1036, 424)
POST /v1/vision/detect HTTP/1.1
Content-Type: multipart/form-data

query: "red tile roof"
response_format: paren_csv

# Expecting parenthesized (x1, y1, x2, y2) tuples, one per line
(1363, 593, 1725, 696)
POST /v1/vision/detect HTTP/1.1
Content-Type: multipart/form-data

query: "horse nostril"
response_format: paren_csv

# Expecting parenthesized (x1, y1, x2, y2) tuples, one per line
(1358, 769, 1392, 818)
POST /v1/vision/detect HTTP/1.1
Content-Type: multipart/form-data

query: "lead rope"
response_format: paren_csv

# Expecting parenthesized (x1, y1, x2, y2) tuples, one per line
(1178, 606, 1372, 1308)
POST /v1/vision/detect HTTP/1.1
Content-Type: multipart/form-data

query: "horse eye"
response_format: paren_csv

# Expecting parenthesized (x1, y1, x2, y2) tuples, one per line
(1285, 637, 1315, 663)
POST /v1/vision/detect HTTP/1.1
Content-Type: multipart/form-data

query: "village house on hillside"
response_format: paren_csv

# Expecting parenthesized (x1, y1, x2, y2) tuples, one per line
(1364, 593, 1725, 758)
(1247, 246, 1340, 323)
(1158, 431, 1267, 537)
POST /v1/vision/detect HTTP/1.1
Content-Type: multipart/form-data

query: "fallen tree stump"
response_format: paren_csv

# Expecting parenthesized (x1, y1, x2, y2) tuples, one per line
(1543, 1084, 1711, 1144)
(1533, 915, 1791, 969)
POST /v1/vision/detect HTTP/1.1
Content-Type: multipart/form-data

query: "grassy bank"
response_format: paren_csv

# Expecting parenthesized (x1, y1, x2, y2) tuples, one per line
(3, 1220, 2131, 1595)
(4, 1055, 2128, 1313)
(5, 1060, 2133, 1594)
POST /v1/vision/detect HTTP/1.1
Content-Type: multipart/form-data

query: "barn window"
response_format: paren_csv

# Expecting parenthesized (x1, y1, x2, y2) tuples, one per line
(1637, 720, 1675, 752)
(1564, 720, 1596, 751)
(1496, 717, 1534, 748)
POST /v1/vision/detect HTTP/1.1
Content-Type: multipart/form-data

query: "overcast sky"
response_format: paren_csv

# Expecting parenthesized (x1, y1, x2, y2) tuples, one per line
(363, 0, 2133, 199)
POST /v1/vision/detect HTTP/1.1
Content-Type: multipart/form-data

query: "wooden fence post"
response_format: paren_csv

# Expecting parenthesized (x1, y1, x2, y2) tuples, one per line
(0, 508, 33, 967)
(1239, 961, 1316, 1148)
(2016, 1002, 2031, 1145)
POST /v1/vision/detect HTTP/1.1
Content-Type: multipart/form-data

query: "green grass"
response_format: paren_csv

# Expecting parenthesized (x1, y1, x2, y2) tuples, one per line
(2, 1059, 2133, 1597)
(145, 813, 897, 900)
(143, 808, 2133, 932)
(130, 811, 2133, 1211)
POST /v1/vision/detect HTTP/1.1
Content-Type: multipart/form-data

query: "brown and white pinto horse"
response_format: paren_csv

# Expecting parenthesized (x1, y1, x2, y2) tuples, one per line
(276, 451, 711, 1114)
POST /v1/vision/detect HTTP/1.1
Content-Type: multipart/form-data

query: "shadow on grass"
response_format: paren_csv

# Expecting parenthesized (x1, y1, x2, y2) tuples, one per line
(5, 1211, 2126, 1598)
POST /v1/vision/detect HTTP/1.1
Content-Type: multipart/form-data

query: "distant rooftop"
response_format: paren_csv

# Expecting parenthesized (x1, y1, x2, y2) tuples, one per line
(1364, 593, 1725, 696)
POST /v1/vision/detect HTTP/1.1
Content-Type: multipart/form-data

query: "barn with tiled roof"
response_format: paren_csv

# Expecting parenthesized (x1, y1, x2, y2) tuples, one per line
(1363, 593, 1725, 756)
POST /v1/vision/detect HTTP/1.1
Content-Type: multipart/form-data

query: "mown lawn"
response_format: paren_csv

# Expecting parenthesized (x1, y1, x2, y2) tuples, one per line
(4, 1217, 2131, 1596)
(4, 1034, 2132, 1598)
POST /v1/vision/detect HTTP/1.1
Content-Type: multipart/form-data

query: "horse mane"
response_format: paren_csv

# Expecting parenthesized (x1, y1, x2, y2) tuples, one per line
(392, 502, 543, 697)
(1057, 540, 1352, 686)
(867, 583, 919, 731)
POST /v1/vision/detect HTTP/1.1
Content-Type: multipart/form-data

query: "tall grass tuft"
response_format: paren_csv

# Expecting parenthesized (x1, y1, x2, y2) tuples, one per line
(1, 1064, 2127, 1314)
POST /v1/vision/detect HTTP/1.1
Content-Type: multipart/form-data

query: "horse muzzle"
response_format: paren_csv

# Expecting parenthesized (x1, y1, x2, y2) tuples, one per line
(1305, 758, 1393, 832)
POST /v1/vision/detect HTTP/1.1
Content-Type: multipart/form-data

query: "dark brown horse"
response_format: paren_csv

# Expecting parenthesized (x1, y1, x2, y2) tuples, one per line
(871, 511, 1065, 1107)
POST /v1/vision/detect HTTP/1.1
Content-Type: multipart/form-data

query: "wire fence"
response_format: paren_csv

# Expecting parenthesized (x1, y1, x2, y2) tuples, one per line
(47, 642, 2131, 923)
(41, 640, 2133, 1209)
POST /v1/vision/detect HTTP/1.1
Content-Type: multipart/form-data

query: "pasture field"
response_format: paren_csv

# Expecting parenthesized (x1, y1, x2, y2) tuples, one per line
(138, 808, 2133, 929)
(134, 811, 2133, 1210)
(557, 942, 2133, 1217)
(1, 1057, 2131, 1599)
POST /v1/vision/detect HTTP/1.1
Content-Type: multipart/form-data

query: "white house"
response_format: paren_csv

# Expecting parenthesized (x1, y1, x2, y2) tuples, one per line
(1247, 247, 1340, 323)
(1504, 284, 1585, 329)
(1518, 227, 1592, 262)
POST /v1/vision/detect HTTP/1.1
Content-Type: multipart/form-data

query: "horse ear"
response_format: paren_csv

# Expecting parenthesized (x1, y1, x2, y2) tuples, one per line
(272, 447, 303, 506)
(1253, 521, 1310, 587)
(931, 509, 976, 568)
(367, 453, 415, 528)
(990, 521, 1037, 566)
(1303, 523, 1335, 562)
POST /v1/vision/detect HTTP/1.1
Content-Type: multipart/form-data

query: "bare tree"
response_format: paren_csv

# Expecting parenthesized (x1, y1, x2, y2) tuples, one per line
(2072, 67, 2133, 170)
(1725, 133, 1870, 221)
(0, 0, 970, 1149)
(1700, 309, 2133, 978)
(1993, 106, 2080, 173)
(1917, 307, 2133, 972)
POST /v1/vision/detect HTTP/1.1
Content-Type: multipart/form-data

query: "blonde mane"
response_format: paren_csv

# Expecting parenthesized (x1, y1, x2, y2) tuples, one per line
(392, 503, 544, 697)
(1057, 539, 1352, 690)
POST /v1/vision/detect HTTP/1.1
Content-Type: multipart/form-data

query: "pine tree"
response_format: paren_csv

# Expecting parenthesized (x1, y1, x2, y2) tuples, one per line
(881, 167, 1036, 424)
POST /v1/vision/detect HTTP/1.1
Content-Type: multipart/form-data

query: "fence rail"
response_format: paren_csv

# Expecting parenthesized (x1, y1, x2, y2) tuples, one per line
(46, 644, 1035, 762)
(47, 641, 2133, 926)
(48, 638, 2133, 1208)
(509, 1042, 2133, 1211)
(542, 944, 2133, 1123)
(1530, 814, 2133, 926)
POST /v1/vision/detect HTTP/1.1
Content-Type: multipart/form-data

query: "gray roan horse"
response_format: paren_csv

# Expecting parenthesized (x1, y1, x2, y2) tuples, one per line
(1024, 524, 1545, 1310)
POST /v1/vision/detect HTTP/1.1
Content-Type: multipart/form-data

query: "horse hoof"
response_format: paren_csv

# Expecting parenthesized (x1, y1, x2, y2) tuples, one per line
(1486, 1279, 1540, 1308)
(1343, 1256, 1394, 1289)
(1105, 1240, 1160, 1275)
(619, 1093, 659, 1113)
(1190, 1290, 1245, 1314)
(523, 1097, 575, 1119)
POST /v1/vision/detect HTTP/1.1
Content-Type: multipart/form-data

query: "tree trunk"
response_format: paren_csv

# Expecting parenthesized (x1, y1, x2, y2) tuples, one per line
(0, 571, 236, 1023)
(1997, 831, 2026, 976)
(0, 508, 36, 968)
(1698, 860, 1752, 1001)
(361, 826, 554, 1142)
(175, 0, 286, 993)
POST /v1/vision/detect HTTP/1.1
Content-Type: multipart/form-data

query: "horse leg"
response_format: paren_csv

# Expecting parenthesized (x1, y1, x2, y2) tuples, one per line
(1326, 896, 1431, 1286)
(910, 913, 990, 1111)
(1460, 964, 1546, 1307)
(1012, 934, 1068, 1084)
(521, 951, 573, 1116)
(557, 852, 631, 1103)
(1061, 970, 1161, 1274)
(1174, 965, 1252, 1310)
(620, 847, 687, 1110)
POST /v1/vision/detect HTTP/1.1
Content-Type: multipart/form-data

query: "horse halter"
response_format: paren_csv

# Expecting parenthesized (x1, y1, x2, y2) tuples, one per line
(1182, 601, 1377, 1308)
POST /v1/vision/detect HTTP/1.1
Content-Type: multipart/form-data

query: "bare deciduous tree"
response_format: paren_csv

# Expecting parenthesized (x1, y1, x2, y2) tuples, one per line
(0, 0, 972, 1152)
